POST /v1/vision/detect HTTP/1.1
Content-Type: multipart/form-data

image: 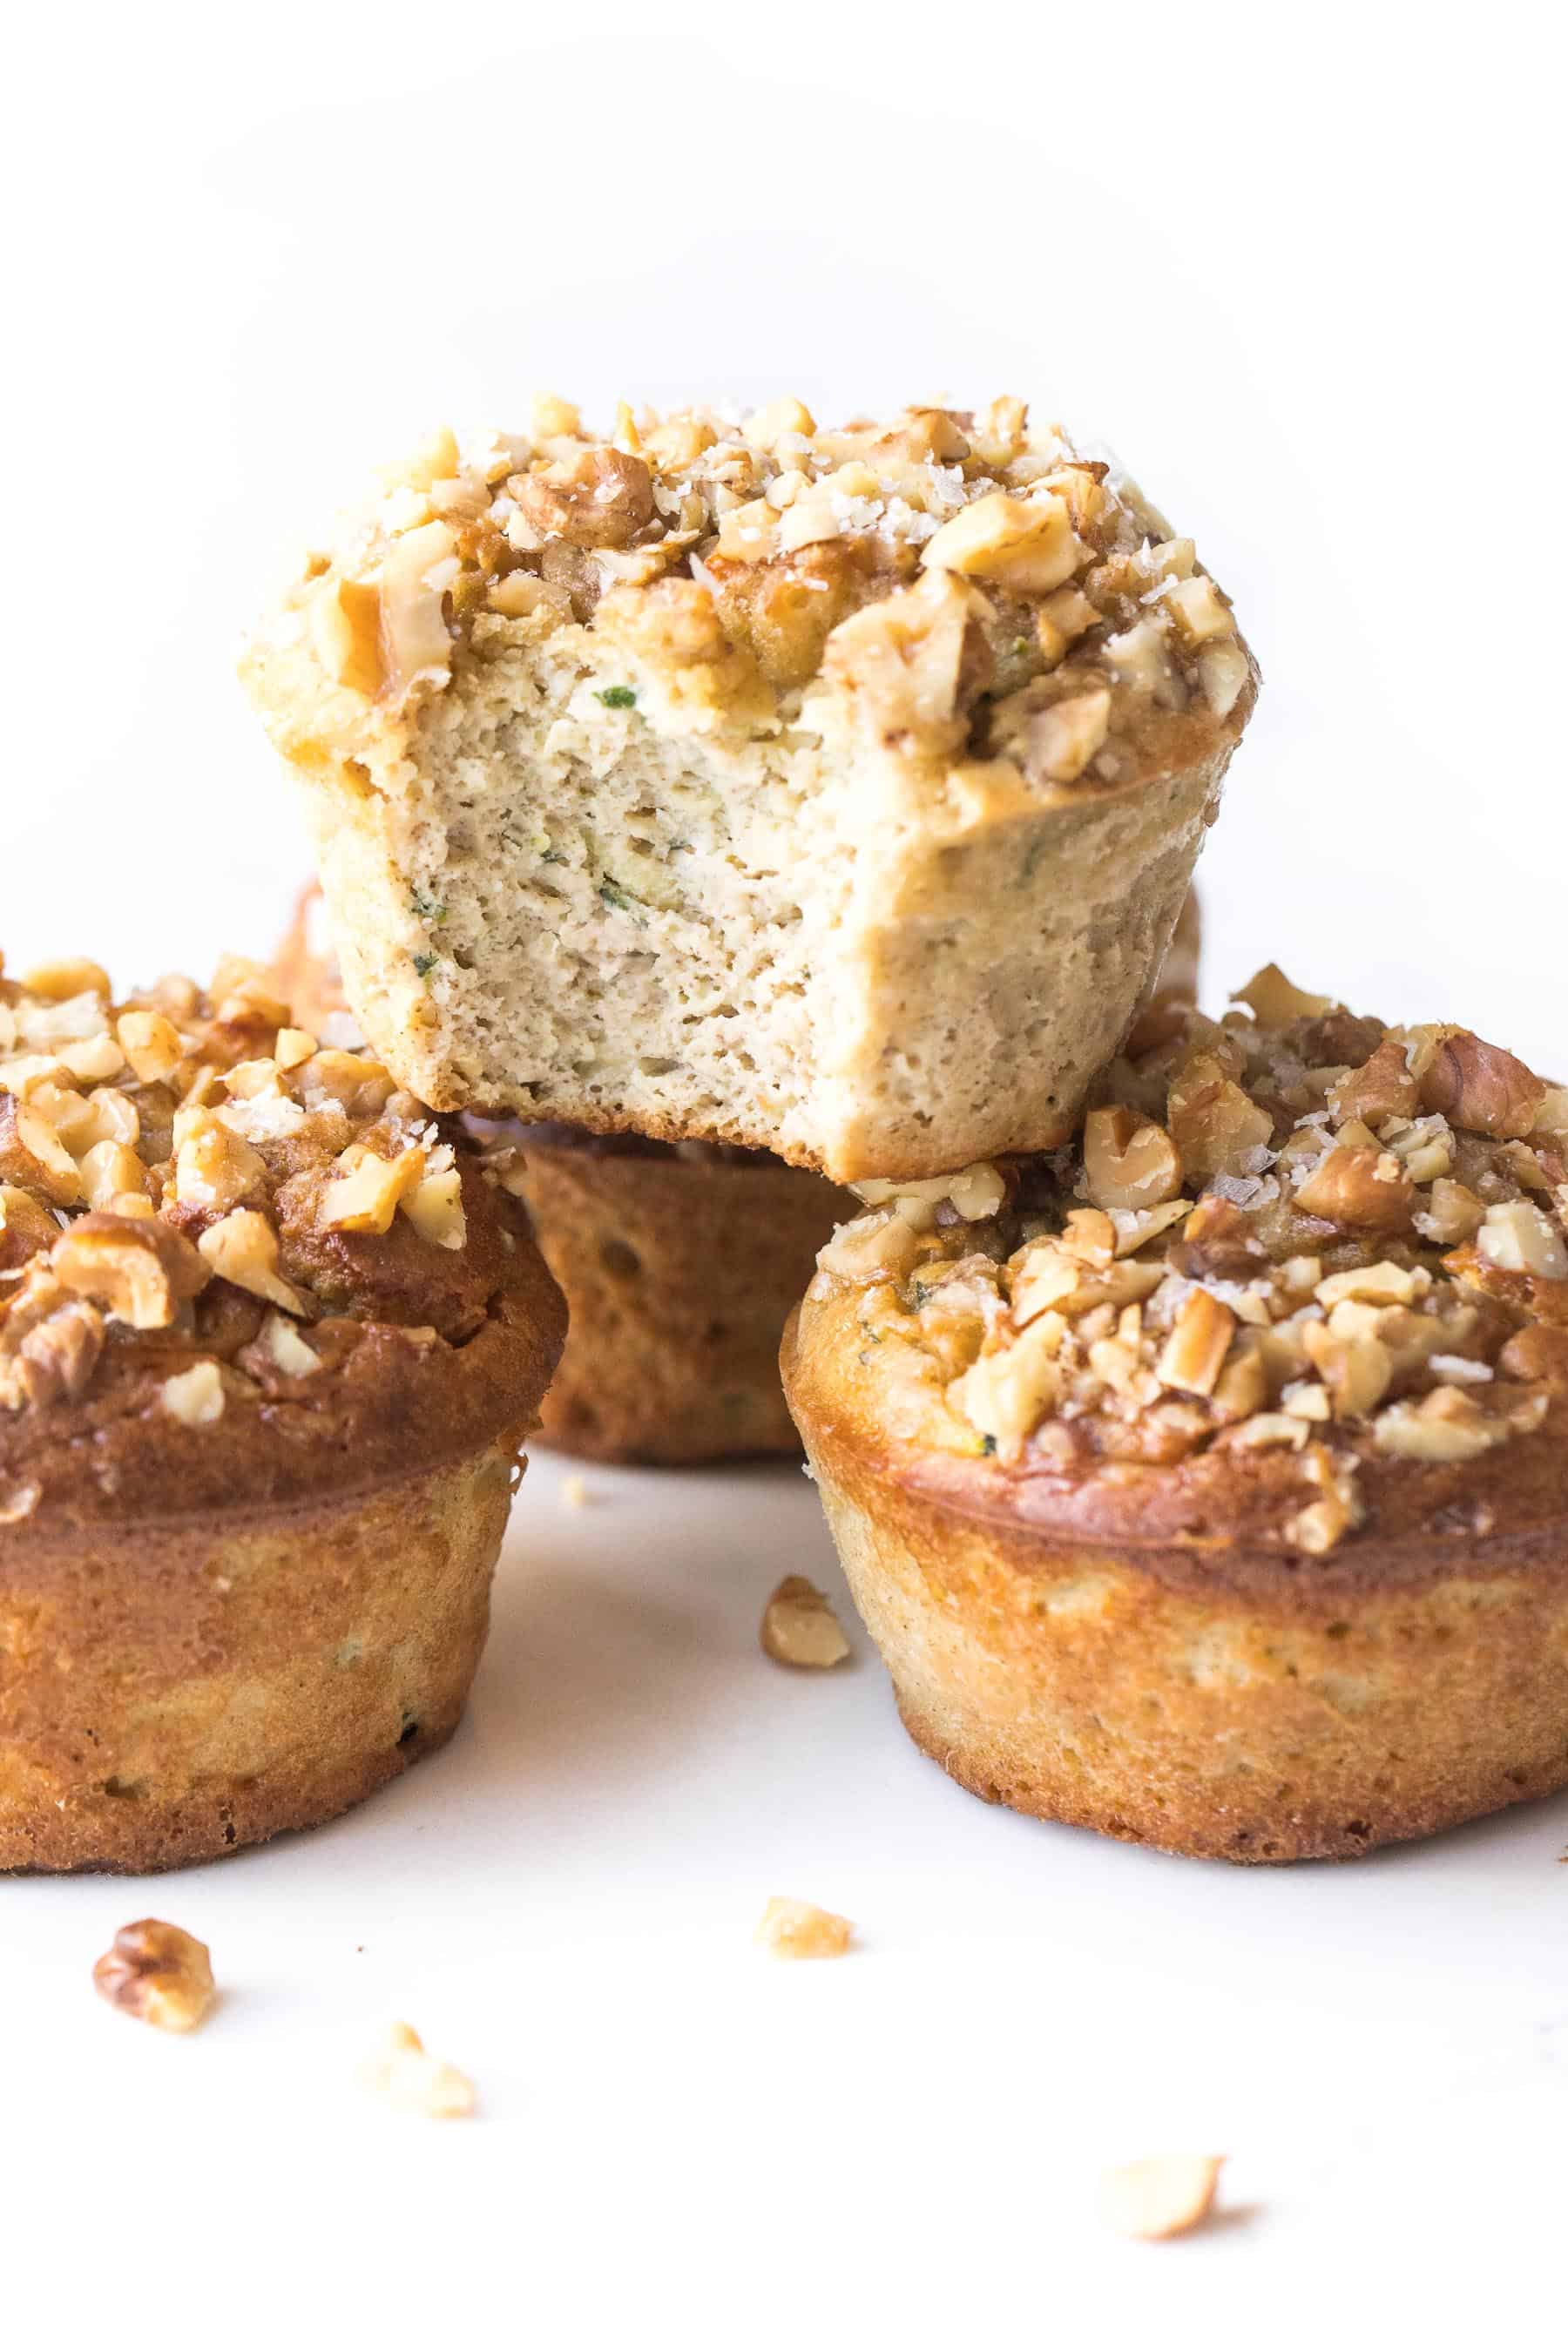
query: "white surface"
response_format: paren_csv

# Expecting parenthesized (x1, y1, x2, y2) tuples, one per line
(9, 1450, 1568, 2344)
(3, 3, 1565, 2342)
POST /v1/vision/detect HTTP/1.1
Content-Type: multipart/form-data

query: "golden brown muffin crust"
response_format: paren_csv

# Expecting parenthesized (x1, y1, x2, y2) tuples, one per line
(793, 967, 1568, 1578)
(0, 952, 567, 1531)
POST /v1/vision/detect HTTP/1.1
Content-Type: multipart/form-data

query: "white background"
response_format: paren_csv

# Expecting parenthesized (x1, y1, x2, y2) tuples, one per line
(3, 4, 1564, 2344)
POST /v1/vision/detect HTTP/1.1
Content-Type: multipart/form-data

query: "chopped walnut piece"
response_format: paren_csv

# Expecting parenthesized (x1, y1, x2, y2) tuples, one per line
(1294, 1145, 1414, 1231)
(817, 1208, 924, 1284)
(1165, 576, 1234, 647)
(1233, 965, 1336, 1024)
(0, 1183, 59, 1271)
(513, 447, 654, 550)
(321, 1144, 428, 1235)
(78, 1139, 152, 1213)
(1099, 2155, 1225, 2241)
(24, 958, 112, 1004)
(93, 1920, 216, 2033)
(1083, 1108, 1183, 1213)
(1315, 1260, 1425, 1310)
(12, 1298, 105, 1405)
(760, 1575, 851, 1668)
(1157, 1289, 1236, 1396)
(1477, 1200, 1568, 1280)
(1329, 1036, 1419, 1127)
(821, 570, 984, 750)
(379, 518, 456, 696)
(259, 1310, 321, 1376)
(922, 489, 1083, 594)
(402, 1164, 468, 1251)
(1417, 1029, 1545, 1140)
(52, 1213, 207, 1329)
(1374, 1387, 1501, 1462)
(1025, 688, 1112, 785)
(0, 1092, 83, 1206)
(311, 573, 385, 696)
(360, 2022, 476, 2119)
(159, 1361, 226, 1426)
(198, 1209, 310, 1313)
(950, 1317, 1064, 1461)
(1167, 1057, 1274, 1184)
(754, 1897, 855, 1959)
(1416, 1179, 1486, 1245)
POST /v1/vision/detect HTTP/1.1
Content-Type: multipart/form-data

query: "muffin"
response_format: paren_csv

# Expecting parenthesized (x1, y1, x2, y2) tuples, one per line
(485, 1125, 853, 1463)
(241, 395, 1256, 1181)
(0, 951, 564, 1871)
(274, 883, 850, 1463)
(783, 966, 1568, 1861)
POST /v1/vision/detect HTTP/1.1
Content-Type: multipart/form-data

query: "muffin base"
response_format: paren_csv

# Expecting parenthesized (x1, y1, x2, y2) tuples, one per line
(0, 1440, 521, 1873)
(521, 1139, 851, 1465)
(804, 1451, 1568, 1865)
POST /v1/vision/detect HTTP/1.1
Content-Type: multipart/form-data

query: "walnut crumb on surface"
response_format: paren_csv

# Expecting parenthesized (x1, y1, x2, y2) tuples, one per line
(755, 1896, 855, 1958)
(1099, 2154, 1226, 2240)
(760, 1575, 851, 1667)
(359, 2021, 476, 2119)
(561, 1471, 591, 1509)
(92, 1919, 216, 2033)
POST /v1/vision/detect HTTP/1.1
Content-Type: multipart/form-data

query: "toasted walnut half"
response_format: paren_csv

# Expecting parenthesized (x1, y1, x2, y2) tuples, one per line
(1416, 1029, 1545, 1140)
(93, 1920, 216, 2033)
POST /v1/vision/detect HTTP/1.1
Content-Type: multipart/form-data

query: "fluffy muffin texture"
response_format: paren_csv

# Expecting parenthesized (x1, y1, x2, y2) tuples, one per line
(241, 395, 1257, 1182)
(0, 951, 564, 1869)
(274, 882, 850, 1463)
(783, 969, 1568, 1860)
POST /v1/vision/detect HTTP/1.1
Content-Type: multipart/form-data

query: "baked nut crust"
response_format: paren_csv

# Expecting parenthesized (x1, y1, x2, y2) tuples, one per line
(0, 952, 565, 1870)
(242, 400, 1255, 1182)
(782, 975, 1568, 1861)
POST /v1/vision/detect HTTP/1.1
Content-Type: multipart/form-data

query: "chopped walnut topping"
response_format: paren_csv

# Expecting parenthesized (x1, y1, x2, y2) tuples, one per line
(813, 968, 1568, 1551)
(159, 1362, 226, 1426)
(198, 1209, 310, 1315)
(253, 399, 1254, 806)
(359, 2022, 476, 2119)
(760, 1575, 852, 1667)
(754, 1897, 855, 1959)
(1099, 2155, 1225, 2241)
(93, 1920, 216, 2033)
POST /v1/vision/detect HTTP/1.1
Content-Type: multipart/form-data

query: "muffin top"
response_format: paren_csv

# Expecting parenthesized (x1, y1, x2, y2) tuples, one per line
(794, 968, 1568, 1573)
(0, 953, 564, 1531)
(244, 395, 1255, 791)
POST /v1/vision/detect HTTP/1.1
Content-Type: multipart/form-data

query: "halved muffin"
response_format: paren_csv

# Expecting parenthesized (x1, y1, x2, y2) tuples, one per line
(0, 951, 564, 1870)
(783, 968, 1568, 1861)
(241, 396, 1256, 1181)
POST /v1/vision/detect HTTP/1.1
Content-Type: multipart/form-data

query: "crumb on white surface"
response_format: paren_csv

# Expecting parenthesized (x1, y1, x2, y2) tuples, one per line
(1098, 2154, 1226, 2240)
(754, 1896, 855, 1958)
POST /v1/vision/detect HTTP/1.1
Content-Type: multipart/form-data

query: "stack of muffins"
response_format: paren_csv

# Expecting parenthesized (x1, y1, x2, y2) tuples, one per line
(5, 395, 1564, 1873)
